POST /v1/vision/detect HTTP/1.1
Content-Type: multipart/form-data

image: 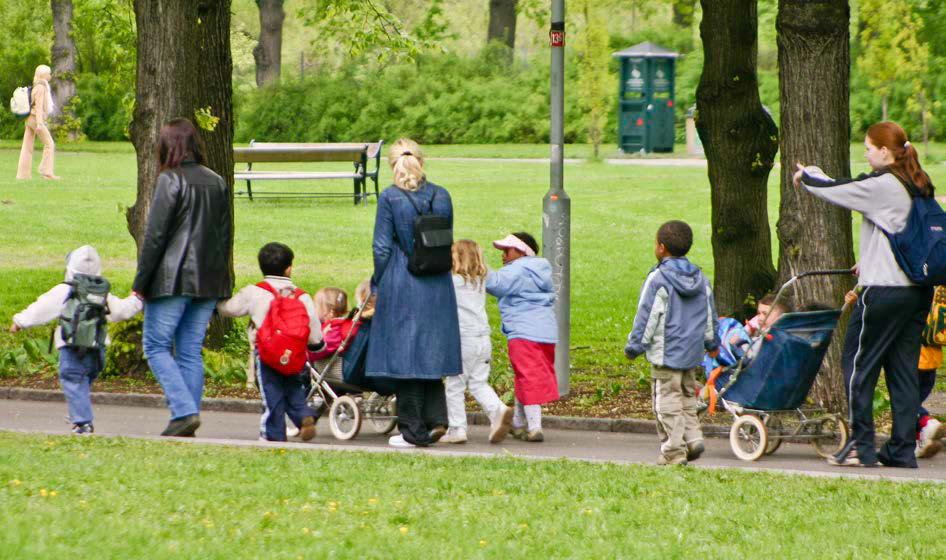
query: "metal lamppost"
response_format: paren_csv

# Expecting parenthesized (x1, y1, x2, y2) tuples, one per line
(543, 0, 570, 396)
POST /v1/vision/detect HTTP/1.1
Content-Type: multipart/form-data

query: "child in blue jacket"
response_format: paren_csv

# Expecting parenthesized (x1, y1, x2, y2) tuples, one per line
(626, 221, 719, 465)
(486, 231, 558, 442)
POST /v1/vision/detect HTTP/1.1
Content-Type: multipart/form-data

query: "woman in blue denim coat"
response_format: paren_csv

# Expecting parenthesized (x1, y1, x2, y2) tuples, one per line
(366, 138, 462, 447)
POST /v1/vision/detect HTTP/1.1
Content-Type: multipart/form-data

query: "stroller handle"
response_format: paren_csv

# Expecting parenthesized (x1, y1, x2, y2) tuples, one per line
(765, 268, 855, 327)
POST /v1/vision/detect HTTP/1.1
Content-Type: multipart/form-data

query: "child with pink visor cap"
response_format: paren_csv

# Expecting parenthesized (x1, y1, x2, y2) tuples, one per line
(486, 231, 559, 442)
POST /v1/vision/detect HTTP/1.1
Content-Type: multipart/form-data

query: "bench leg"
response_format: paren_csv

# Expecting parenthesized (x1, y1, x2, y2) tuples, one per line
(247, 180, 253, 201)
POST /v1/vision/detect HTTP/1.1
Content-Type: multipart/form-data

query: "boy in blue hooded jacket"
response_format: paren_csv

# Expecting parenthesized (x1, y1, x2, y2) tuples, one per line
(625, 221, 719, 465)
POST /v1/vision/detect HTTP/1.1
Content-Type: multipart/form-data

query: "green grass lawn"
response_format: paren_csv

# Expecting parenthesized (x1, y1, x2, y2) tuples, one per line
(1, 432, 944, 558)
(3, 142, 946, 394)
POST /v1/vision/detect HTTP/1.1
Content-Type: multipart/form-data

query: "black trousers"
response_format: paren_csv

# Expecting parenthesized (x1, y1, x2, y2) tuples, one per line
(395, 379, 447, 446)
(841, 285, 932, 466)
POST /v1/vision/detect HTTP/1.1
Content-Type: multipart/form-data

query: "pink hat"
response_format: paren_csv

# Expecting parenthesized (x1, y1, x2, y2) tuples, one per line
(492, 234, 535, 257)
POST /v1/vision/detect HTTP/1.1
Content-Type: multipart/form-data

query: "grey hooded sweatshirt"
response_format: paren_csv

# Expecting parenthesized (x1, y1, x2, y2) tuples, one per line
(625, 257, 719, 370)
(800, 167, 914, 286)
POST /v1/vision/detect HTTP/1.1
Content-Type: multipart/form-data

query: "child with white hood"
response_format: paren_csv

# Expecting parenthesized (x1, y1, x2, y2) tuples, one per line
(9, 246, 142, 434)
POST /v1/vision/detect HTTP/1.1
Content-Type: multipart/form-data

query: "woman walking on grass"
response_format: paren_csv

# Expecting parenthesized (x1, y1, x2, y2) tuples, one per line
(16, 64, 58, 180)
(132, 118, 233, 438)
(794, 121, 933, 468)
(366, 138, 462, 448)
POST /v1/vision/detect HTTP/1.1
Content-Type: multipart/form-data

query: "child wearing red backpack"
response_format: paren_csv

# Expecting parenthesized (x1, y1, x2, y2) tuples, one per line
(217, 242, 324, 442)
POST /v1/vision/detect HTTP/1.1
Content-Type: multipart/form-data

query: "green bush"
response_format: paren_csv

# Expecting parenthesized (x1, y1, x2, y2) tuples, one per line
(75, 73, 132, 141)
(236, 47, 604, 145)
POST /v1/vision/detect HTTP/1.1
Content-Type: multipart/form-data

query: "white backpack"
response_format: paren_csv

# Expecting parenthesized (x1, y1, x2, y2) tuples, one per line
(10, 86, 31, 118)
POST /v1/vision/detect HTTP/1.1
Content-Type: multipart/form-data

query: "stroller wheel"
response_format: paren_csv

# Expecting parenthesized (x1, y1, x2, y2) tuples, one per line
(365, 394, 398, 434)
(730, 415, 768, 461)
(811, 415, 849, 458)
(329, 395, 362, 440)
(763, 416, 783, 455)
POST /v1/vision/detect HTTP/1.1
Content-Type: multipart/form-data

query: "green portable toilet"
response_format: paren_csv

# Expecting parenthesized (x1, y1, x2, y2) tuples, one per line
(613, 42, 679, 153)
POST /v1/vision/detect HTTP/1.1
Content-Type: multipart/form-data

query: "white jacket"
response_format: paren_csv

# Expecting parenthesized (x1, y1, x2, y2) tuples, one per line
(216, 276, 325, 379)
(12, 245, 143, 348)
(453, 274, 491, 338)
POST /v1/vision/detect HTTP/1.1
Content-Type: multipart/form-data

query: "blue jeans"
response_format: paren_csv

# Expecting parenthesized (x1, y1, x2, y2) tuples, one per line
(59, 347, 104, 425)
(143, 296, 217, 419)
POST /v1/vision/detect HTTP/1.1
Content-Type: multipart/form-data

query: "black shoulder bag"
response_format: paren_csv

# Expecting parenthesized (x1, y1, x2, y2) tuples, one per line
(398, 186, 453, 276)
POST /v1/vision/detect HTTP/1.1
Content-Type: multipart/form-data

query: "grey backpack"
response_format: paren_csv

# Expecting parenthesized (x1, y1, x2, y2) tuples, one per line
(56, 274, 110, 355)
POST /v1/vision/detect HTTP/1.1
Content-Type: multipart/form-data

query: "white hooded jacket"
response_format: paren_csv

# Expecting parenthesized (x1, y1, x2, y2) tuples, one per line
(12, 245, 143, 349)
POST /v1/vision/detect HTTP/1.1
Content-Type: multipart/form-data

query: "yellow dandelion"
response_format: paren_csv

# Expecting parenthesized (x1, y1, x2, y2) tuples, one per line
(49, 491, 57, 497)
(328, 501, 338, 507)
(584, 508, 594, 515)
(479, 540, 487, 547)
(39, 489, 48, 497)
(79, 500, 87, 507)
(302, 528, 310, 535)
(282, 499, 289, 505)
(399, 526, 409, 535)
(519, 523, 529, 529)
(9, 479, 21, 486)
(279, 449, 286, 454)
(263, 511, 274, 518)
(368, 498, 379, 505)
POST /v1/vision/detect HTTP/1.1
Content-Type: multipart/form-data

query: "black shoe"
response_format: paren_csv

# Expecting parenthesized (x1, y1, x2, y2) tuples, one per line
(877, 453, 918, 469)
(429, 426, 447, 443)
(71, 423, 94, 436)
(686, 441, 705, 461)
(161, 414, 201, 437)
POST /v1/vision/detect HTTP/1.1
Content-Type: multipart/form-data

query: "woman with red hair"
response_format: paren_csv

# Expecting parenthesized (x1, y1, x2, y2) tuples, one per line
(794, 121, 934, 468)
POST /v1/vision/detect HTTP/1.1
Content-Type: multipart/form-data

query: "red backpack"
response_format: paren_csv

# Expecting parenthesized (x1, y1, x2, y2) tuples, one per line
(255, 282, 311, 375)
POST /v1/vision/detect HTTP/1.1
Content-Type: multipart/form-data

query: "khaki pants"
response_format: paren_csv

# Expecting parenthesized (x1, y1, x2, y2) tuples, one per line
(16, 117, 55, 179)
(651, 366, 703, 460)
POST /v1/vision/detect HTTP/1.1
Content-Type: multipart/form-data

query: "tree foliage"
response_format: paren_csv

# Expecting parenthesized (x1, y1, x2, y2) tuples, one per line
(575, 0, 611, 158)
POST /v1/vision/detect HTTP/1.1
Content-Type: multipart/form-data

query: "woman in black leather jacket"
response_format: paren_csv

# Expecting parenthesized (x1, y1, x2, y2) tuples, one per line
(132, 118, 233, 437)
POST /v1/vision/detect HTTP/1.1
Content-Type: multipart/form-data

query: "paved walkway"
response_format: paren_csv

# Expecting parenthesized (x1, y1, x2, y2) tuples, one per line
(4, 399, 945, 483)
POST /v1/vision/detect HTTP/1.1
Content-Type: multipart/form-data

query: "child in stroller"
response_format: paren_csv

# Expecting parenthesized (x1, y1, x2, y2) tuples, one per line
(305, 280, 397, 440)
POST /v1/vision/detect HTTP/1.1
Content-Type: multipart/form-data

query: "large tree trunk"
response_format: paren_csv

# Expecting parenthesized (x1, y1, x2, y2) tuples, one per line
(776, 0, 854, 413)
(672, 0, 696, 28)
(129, 0, 234, 347)
(487, 0, 517, 60)
(50, 0, 80, 139)
(253, 0, 284, 87)
(696, 0, 778, 319)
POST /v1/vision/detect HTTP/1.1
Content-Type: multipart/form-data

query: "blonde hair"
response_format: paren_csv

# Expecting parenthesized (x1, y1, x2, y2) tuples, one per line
(354, 278, 376, 319)
(314, 287, 348, 321)
(33, 65, 51, 83)
(452, 240, 488, 288)
(389, 138, 425, 191)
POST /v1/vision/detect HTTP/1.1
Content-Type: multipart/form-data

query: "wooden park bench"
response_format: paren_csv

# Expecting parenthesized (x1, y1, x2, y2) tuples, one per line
(233, 140, 383, 205)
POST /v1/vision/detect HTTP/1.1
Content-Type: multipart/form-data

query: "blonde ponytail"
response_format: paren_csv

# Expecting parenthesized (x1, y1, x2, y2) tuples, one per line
(389, 138, 425, 192)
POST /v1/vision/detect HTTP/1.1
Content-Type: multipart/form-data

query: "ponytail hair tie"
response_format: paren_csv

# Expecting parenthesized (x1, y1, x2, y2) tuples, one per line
(904, 140, 911, 148)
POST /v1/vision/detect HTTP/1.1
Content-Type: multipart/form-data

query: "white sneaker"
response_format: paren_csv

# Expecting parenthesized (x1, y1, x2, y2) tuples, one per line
(440, 427, 468, 444)
(286, 425, 300, 438)
(488, 405, 514, 443)
(916, 418, 945, 459)
(388, 434, 416, 448)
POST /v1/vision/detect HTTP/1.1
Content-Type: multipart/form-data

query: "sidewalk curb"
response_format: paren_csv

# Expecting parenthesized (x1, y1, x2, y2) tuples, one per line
(0, 387, 688, 436)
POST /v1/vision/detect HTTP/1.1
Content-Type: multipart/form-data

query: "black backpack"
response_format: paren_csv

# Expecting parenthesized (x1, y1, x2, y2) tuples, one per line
(55, 274, 110, 356)
(398, 186, 453, 276)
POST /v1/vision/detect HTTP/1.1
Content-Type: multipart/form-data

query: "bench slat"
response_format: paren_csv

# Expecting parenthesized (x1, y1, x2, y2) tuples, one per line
(235, 171, 363, 181)
(234, 144, 367, 163)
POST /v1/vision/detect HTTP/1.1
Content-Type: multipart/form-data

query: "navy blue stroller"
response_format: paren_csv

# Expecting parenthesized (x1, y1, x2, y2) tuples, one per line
(305, 298, 397, 440)
(706, 270, 853, 461)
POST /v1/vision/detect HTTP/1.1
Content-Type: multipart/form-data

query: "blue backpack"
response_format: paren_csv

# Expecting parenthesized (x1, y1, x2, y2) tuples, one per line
(883, 182, 946, 286)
